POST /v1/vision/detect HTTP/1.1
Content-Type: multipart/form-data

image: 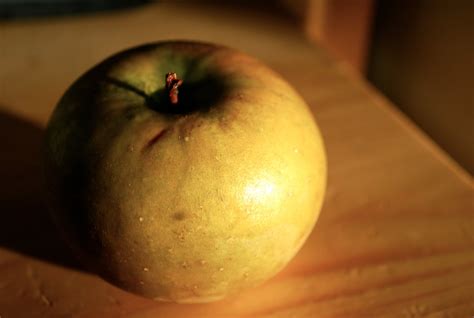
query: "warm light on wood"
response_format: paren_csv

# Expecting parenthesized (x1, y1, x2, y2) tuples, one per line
(0, 2, 472, 317)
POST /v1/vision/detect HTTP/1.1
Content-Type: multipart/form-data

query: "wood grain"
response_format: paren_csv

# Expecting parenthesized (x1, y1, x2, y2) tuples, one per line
(0, 2, 472, 317)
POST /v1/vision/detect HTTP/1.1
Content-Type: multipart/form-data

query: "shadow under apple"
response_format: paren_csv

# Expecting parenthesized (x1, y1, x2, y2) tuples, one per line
(0, 109, 84, 272)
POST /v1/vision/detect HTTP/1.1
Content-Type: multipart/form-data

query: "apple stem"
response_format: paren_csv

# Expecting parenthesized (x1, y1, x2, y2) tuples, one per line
(166, 72, 183, 105)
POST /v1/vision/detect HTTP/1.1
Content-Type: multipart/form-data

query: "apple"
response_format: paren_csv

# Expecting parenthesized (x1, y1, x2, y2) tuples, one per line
(43, 41, 327, 303)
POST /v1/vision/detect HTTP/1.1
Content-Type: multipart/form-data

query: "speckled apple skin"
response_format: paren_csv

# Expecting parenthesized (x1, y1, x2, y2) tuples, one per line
(43, 41, 326, 303)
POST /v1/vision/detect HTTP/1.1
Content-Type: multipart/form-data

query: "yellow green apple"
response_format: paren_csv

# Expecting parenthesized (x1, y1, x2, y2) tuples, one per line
(43, 41, 327, 303)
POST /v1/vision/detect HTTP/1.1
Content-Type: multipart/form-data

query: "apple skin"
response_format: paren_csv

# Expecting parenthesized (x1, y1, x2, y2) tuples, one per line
(43, 41, 326, 303)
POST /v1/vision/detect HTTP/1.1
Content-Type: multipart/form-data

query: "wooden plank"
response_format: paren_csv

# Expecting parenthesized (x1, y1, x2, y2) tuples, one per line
(0, 2, 472, 317)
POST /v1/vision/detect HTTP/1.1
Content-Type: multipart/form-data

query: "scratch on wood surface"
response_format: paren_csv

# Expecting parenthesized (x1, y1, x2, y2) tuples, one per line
(26, 265, 53, 307)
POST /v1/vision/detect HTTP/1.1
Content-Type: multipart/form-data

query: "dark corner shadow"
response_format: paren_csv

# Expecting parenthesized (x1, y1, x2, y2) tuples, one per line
(0, 109, 85, 272)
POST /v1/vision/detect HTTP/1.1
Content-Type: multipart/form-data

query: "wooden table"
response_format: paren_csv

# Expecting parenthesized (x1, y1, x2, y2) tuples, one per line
(1, 3, 473, 317)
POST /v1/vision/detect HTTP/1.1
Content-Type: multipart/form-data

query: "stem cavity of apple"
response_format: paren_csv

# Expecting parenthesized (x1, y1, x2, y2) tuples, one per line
(166, 72, 183, 105)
